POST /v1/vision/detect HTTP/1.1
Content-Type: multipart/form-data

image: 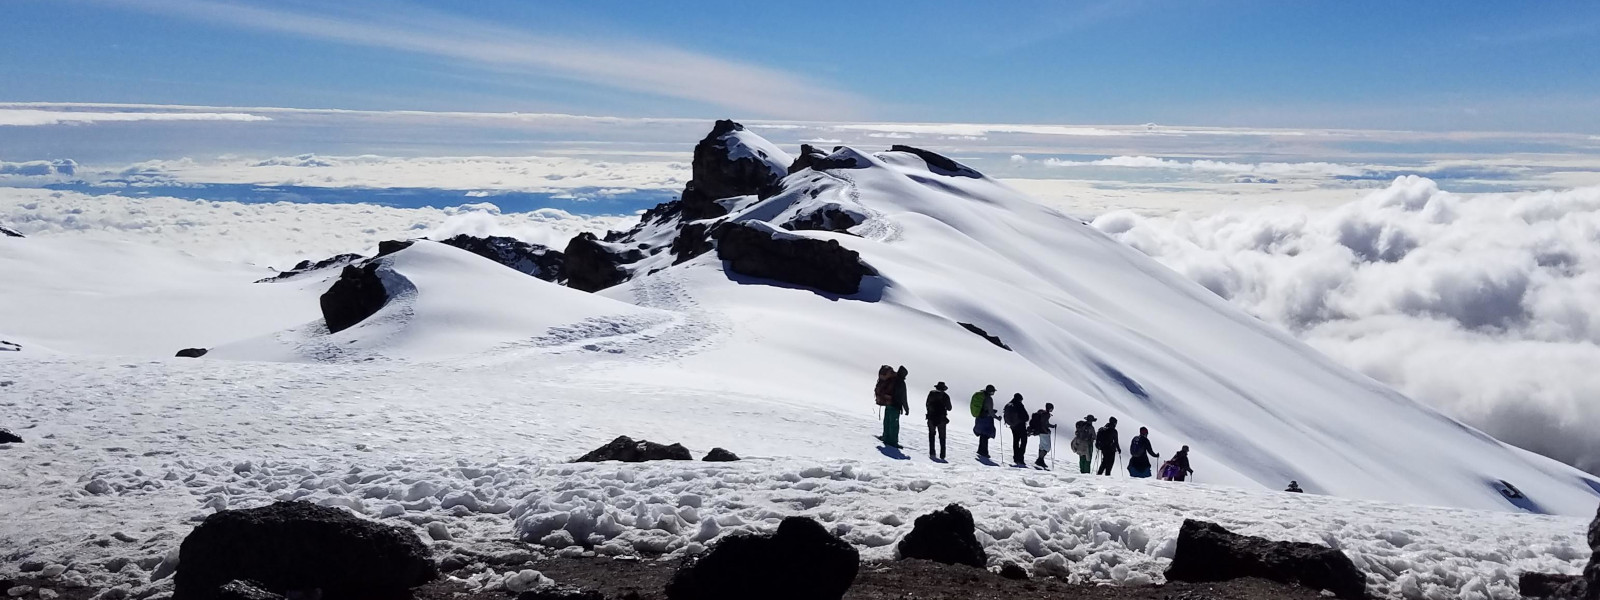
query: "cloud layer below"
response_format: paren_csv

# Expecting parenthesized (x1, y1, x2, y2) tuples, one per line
(1093, 176, 1600, 475)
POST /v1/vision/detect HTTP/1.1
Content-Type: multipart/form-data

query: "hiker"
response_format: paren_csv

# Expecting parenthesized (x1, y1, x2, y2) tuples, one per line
(1167, 445, 1194, 481)
(1285, 481, 1303, 493)
(880, 366, 910, 449)
(970, 384, 999, 459)
(1094, 417, 1121, 476)
(1127, 426, 1159, 478)
(925, 381, 952, 460)
(1003, 393, 1029, 466)
(1071, 414, 1098, 473)
(1026, 403, 1056, 469)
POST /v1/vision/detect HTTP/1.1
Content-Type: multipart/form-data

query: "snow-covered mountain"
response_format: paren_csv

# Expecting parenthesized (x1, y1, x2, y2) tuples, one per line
(3, 121, 1597, 519)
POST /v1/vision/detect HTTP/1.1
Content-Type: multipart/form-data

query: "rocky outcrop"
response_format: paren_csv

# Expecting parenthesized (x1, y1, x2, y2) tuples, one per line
(1521, 572, 1584, 599)
(958, 323, 1012, 351)
(173, 501, 437, 600)
(787, 144, 862, 174)
(0, 340, 19, 352)
(1587, 504, 1599, 600)
(680, 119, 790, 221)
(889, 145, 981, 178)
(716, 222, 876, 296)
(319, 262, 391, 334)
(176, 348, 209, 358)
(575, 436, 693, 463)
(1, 225, 22, 238)
(666, 516, 858, 600)
(437, 234, 564, 282)
(562, 233, 636, 293)
(1165, 519, 1366, 600)
(0, 429, 21, 444)
(214, 580, 283, 600)
(896, 504, 987, 568)
(702, 448, 740, 462)
(256, 253, 364, 283)
(998, 562, 1028, 580)
(515, 587, 605, 600)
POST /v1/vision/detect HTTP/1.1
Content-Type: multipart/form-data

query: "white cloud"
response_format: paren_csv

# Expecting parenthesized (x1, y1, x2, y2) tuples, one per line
(1094, 176, 1600, 475)
(108, 153, 688, 192)
(1036, 155, 1369, 178)
(0, 109, 269, 127)
(0, 188, 630, 268)
(102, 0, 865, 120)
(836, 122, 1127, 137)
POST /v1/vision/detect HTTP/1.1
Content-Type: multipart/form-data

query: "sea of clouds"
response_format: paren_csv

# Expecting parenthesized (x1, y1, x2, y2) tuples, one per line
(1093, 176, 1600, 476)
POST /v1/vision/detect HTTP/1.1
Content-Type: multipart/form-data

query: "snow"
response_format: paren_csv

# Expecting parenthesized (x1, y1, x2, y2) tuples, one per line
(3, 129, 1598, 600)
(721, 129, 792, 180)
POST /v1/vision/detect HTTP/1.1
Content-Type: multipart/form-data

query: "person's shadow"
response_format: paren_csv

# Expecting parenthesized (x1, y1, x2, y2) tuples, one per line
(974, 455, 998, 467)
(877, 446, 910, 460)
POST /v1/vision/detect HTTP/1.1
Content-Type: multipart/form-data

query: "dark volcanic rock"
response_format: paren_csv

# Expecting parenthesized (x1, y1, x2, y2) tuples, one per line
(1165, 519, 1366, 600)
(575, 436, 693, 463)
(787, 144, 863, 174)
(1521, 572, 1584, 599)
(516, 586, 605, 600)
(998, 562, 1028, 580)
(256, 253, 364, 283)
(437, 234, 564, 282)
(716, 222, 876, 296)
(702, 448, 740, 462)
(214, 580, 283, 600)
(680, 119, 789, 221)
(896, 504, 987, 568)
(0, 429, 21, 444)
(1586, 503, 1599, 600)
(782, 204, 861, 233)
(174, 501, 437, 600)
(889, 145, 980, 178)
(320, 263, 391, 334)
(958, 323, 1011, 351)
(1, 225, 22, 238)
(376, 240, 414, 258)
(666, 516, 858, 600)
(176, 348, 209, 358)
(563, 233, 633, 293)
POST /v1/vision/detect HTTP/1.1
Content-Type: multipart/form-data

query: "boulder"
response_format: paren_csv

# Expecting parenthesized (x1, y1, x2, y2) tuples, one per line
(1, 225, 22, 238)
(1521, 572, 1584, 599)
(1165, 519, 1366, 600)
(957, 323, 1011, 351)
(666, 516, 858, 600)
(0, 429, 21, 444)
(319, 263, 390, 334)
(436, 234, 564, 282)
(175, 348, 209, 358)
(173, 501, 437, 600)
(787, 144, 862, 174)
(562, 233, 633, 293)
(716, 222, 876, 296)
(256, 253, 364, 283)
(998, 562, 1028, 580)
(375, 240, 414, 257)
(895, 504, 987, 568)
(575, 436, 693, 463)
(214, 580, 283, 600)
(702, 448, 740, 462)
(888, 145, 980, 178)
(516, 587, 605, 600)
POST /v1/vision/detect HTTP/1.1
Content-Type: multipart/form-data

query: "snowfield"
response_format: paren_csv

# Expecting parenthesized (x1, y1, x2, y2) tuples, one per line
(2, 126, 1597, 600)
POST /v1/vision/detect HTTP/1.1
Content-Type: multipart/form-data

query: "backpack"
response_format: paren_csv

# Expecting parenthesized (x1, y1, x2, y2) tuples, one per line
(1074, 420, 1095, 442)
(970, 392, 987, 418)
(1159, 460, 1179, 480)
(1003, 401, 1027, 428)
(1095, 425, 1116, 452)
(1026, 410, 1050, 435)
(874, 378, 893, 406)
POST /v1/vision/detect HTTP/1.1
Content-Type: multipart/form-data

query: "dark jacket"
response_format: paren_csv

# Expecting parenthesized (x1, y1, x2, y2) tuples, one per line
(1128, 434, 1158, 470)
(1026, 410, 1054, 436)
(891, 367, 910, 415)
(1095, 424, 1120, 454)
(926, 390, 951, 424)
(1003, 398, 1028, 429)
(1171, 449, 1193, 481)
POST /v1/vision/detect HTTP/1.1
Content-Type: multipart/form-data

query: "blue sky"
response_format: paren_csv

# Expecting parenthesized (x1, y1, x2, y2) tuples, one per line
(4, 1, 1600, 131)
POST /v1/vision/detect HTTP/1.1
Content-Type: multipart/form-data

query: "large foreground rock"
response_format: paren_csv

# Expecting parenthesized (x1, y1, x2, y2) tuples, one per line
(896, 504, 987, 568)
(174, 501, 437, 600)
(1522, 573, 1584, 599)
(716, 222, 876, 296)
(1589, 505, 1599, 600)
(319, 263, 391, 334)
(0, 429, 21, 444)
(666, 516, 858, 600)
(1165, 519, 1366, 600)
(575, 436, 693, 463)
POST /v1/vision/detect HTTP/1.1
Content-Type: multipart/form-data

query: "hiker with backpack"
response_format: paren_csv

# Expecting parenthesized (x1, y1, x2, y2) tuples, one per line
(970, 384, 999, 460)
(925, 381, 952, 460)
(1160, 445, 1194, 481)
(1026, 403, 1057, 469)
(1003, 393, 1029, 467)
(1127, 426, 1160, 478)
(1070, 414, 1098, 473)
(878, 365, 911, 449)
(1094, 417, 1121, 476)
(1285, 481, 1304, 493)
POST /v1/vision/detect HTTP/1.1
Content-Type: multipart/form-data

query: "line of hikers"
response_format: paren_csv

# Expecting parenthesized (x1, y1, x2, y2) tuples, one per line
(874, 365, 1195, 479)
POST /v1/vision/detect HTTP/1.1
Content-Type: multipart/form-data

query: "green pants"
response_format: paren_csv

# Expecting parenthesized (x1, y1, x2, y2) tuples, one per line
(1079, 452, 1093, 474)
(882, 408, 901, 447)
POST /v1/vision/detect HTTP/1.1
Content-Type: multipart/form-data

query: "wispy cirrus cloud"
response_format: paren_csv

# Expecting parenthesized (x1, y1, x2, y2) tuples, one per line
(96, 0, 868, 120)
